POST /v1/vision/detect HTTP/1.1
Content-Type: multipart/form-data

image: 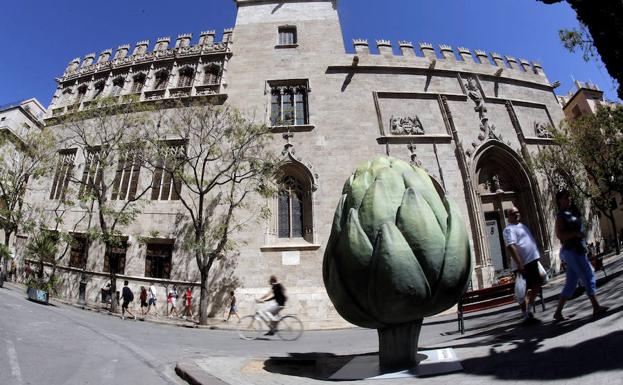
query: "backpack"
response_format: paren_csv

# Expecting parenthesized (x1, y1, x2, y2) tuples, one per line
(124, 287, 134, 302)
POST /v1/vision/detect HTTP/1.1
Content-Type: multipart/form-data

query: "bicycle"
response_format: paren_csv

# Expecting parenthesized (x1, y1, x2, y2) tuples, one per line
(237, 306, 303, 341)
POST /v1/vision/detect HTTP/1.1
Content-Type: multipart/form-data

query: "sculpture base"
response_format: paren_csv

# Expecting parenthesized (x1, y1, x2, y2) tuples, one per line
(329, 348, 462, 380)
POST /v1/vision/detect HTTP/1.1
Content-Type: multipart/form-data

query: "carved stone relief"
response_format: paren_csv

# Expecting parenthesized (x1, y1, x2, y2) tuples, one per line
(534, 121, 553, 138)
(464, 76, 504, 157)
(390, 115, 425, 135)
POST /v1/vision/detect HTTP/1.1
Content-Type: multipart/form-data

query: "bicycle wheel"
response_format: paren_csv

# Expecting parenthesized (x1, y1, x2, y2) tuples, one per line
(276, 315, 303, 341)
(237, 315, 265, 340)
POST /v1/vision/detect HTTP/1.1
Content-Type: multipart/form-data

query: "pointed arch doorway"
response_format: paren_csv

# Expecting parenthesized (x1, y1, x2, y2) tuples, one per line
(474, 143, 547, 273)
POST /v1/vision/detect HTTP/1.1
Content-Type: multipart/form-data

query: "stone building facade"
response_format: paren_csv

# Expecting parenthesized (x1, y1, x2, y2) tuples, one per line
(22, 0, 566, 327)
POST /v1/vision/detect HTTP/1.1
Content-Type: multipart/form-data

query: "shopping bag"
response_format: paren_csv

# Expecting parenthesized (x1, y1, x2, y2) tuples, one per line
(514, 273, 526, 303)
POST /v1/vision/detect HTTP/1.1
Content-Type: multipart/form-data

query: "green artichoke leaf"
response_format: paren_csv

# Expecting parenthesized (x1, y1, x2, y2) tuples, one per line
(403, 168, 448, 234)
(345, 170, 372, 212)
(369, 156, 392, 174)
(396, 187, 446, 289)
(368, 222, 431, 325)
(335, 208, 374, 310)
(358, 178, 400, 242)
(324, 250, 381, 328)
(425, 199, 472, 316)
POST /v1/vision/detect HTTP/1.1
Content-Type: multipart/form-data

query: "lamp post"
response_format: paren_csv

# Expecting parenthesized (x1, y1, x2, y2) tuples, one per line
(77, 198, 95, 306)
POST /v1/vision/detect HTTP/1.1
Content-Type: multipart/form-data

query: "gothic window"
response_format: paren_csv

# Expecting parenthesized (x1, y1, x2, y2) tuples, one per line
(111, 148, 142, 201)
(76, 85, 88, 103)
(131, 74, 146, 93)
(111, 76, 125, 96)
(103, 240, 127, 274)
(177, 67, 194, 87)
(49, 149, 76, 200)
(145, 243, 173, 279)
(270, 84, 309, 126)
(79, 147, 103, 199)
(68, 234, 86, 268)
(62, 89, 73, 105)
(92, 81, 105, 99)
(277, 171, 314, 239)
(278, 26, 297, 46)
(154, 70, 169, 90)
(151, 142, 184, 201)
(203, 64, 221, 85)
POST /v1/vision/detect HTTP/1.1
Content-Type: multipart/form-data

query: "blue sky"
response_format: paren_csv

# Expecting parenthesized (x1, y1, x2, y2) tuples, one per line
(0, 0, 618, 107)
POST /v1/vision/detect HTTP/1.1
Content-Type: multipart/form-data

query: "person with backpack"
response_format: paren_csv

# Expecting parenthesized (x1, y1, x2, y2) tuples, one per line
(121, 280, 136, 320)
(139, 286, 148, 317)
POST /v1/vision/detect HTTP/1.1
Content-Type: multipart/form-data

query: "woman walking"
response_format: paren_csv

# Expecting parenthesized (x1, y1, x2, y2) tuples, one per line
(168, 286, 180, 318)
(139, 286, 148, 317)
(553, 190, 609, 322)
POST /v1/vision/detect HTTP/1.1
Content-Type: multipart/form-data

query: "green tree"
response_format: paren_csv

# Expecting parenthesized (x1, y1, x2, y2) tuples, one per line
(148, 101, 278, 325)
(534, 106, 623, 253)
(57, 98, 155, 312)
(0, 127, 55, 270)
(538, 0, 623, 99)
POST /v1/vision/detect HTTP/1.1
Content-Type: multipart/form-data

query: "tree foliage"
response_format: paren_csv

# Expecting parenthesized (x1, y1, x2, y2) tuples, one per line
(57, 98, 155, 311)
(539, 0, 623, 99)
(0, 126, 55, 269)
(148, 101, 279, 325)
(534, 106, 623, 251)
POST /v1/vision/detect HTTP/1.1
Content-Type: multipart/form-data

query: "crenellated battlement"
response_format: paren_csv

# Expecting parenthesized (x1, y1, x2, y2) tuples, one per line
(60, 28, 234, 82)
(349, 39, 547, 79)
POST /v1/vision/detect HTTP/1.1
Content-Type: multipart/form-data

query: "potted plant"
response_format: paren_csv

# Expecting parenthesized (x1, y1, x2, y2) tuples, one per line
(24, 231, 58, 304)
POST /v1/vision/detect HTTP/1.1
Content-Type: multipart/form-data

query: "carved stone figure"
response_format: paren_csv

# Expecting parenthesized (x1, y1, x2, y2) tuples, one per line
(390, 116, 425, 135)
(534, 121, 553, 138)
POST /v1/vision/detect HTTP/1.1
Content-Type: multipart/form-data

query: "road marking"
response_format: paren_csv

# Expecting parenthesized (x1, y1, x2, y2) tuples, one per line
(6, 339, 24, 384)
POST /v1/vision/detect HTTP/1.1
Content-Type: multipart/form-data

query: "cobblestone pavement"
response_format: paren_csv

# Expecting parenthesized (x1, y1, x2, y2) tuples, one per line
(175, 253, 623, 385)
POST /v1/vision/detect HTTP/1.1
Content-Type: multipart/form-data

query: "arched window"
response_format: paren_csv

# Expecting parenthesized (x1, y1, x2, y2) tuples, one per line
(177, 66, 194, 87)
(111, 76, 125, 96)
(76, 85, 88, 103)
(203, 64, 221, 85)
(271, 164, 314, 244)
(131, 73, 146, 93)
(278, 176, 305, 238)
(93, 81, 105, 99)
(154, 70, 169, 90)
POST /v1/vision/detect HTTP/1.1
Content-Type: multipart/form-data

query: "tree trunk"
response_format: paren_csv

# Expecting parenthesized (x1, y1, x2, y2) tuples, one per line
(377, 320, 423, 373)
(3, 230, 12, 273)
(199, 267, 209, 325)
(109, 245, 118, 313)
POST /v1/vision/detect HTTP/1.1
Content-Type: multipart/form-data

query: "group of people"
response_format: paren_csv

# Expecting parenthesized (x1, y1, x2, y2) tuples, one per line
(120, 282, 194, 321)
(502, 189, 608, 325)
(119, 275, 287, 334)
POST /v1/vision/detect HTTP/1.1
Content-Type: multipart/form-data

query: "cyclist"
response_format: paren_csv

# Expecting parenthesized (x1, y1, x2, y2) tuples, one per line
(257, 275, 287, 335)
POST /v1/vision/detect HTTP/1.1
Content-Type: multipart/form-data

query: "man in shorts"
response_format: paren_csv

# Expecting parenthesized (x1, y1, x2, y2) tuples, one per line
(147, 283, 158, 316)
(503, 207, 543, 324)
(121, 280, 136, 320)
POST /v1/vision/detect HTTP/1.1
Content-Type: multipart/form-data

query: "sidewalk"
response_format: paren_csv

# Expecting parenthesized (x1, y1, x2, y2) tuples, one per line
(175, 253, 623, 385)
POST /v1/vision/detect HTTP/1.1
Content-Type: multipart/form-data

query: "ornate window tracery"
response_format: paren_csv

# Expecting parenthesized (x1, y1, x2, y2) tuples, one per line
(270, 84, 308, 126)
(203, 64, 221, 85)
(177, 66, 194, 88)
(154, 70, 169, 90)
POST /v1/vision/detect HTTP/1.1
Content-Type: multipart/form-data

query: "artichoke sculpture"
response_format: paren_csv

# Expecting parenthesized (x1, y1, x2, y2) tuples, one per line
(323, 156, 471, 371)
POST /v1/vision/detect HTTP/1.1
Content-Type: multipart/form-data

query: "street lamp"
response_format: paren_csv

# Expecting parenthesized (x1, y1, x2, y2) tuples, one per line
(77, 198, 95, 306)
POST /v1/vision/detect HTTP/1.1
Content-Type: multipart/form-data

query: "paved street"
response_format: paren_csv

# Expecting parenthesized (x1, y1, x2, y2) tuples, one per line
(2, 254, 623, 385)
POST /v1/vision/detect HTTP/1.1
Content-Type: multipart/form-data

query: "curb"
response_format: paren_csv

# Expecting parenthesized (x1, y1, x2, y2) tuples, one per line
(175, 361, 230, 385)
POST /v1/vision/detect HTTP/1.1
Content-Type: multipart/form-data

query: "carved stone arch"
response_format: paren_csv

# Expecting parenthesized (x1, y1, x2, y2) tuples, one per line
(471, 140, 549, 273)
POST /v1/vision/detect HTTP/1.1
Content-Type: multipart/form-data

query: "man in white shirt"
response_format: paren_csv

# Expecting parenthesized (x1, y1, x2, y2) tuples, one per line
(503, 207, 543, 324)
(146, 283, 158, 317)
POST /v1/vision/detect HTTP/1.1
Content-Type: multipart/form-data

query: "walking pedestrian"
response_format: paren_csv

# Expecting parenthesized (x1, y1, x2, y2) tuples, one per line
(146, 282, 158, 317)
(503, 206, 544, 324)
(553, 190, 609, 322)
(139, 286, 148, 317)
(167, 286, 180, 318)
(121, 280, 137, 320)
(183, 287, 193, 320)
(10, 259, 16, 282)
(224, 290, 240, 322)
